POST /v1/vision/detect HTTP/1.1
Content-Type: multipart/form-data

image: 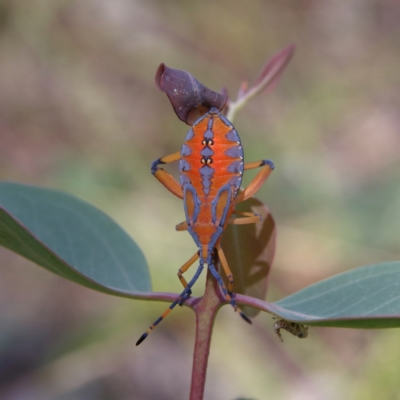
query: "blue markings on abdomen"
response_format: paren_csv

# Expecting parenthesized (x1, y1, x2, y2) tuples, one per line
(199, 164, 214, 195)
(200, 146, 214, 157)
(179, 159, 191, 172)
(211, 184, 232, 226)
(225, 145, 243, 159)
(203, 129, 214, 140)
(181, 143, 192, 157)
(225, 128, 240, 142)
(227, 160, 244, 174)
(183, 184, 201, 223)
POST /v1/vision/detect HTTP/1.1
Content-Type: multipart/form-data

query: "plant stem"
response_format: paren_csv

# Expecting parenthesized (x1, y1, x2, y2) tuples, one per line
(189, 268, 223, 400)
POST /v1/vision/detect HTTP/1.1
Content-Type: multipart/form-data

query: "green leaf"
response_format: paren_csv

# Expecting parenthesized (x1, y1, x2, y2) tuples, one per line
(221, 198, 276, 317)
(0, 182, 151, 298)
(271, 262, 400, 328)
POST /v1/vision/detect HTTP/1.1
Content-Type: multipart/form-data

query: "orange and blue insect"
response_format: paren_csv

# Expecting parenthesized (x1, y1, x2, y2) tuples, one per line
(136, 107, 274, 345)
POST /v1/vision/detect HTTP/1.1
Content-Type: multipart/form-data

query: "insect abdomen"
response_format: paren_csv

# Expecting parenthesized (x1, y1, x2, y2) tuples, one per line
(179, 108, 244, 256)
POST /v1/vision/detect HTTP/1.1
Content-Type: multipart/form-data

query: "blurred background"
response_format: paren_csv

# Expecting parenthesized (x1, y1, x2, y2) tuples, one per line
(0, 0, 400, 399)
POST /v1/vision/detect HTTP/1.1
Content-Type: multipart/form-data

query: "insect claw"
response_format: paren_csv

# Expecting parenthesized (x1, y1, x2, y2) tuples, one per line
(240, 312, 252, 324)
(136, 332, 148, 346)
(151, 158, 164, 174)
(261, 159, 275, 170)
(179, 288, 192, 306)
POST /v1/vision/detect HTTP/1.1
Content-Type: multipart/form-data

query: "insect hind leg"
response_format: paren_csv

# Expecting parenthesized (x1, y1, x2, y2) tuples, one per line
(207, 261, 252, 324)
(136, 292, 183, 346)
(179, 260, 204, 305)
(136, 262, 205, 346)
(177, 251, 200, 297)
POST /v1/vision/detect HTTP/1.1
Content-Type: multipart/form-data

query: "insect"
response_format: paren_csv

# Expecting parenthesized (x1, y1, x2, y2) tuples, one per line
(136, 107, 274, 345)
(273, 319, 309, 342)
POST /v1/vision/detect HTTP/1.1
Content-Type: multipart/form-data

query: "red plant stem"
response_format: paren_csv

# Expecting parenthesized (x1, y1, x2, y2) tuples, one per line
(189, 268, 223, 400)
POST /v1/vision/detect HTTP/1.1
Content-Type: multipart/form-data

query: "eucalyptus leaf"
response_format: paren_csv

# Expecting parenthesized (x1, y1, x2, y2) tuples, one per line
(0, 182, 151, 298)
(270, 262, 400, 329)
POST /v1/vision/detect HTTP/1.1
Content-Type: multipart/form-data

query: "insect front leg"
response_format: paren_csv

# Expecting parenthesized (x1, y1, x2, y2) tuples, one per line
(235, 159, 275, 203)
(151, 151, 183, 199)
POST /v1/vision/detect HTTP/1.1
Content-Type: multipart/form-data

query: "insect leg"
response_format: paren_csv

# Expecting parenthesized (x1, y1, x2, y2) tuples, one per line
(136, 262, 205, 346)
(216, 245, 234, 293)
(273, 321, 284, 342)
(175, 221, 188, 231)
(207, 261, 252, 324)
(177, 251, 200, 292)
(151, 151, 183, 199)
(243, 159, 274, 171)
(228, 210, 262, 225)
(235, 159, 274, 203)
